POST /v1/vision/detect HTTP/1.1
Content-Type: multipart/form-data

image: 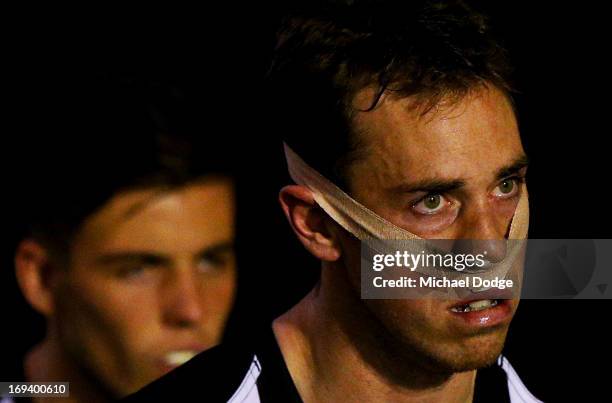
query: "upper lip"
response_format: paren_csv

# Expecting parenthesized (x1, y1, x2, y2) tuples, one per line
(448, 288, 514, 309)
(166, 343, 208, 352)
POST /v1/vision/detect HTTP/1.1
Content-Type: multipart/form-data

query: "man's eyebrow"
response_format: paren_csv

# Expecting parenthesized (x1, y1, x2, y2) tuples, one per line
(391, 179, 466, 194)
(196, 241, 235, 259)
(389, 155, 529, 195)
(495, 155, 529, 180)
(96, 252, 170, 266)
(95, 242, 235, 266)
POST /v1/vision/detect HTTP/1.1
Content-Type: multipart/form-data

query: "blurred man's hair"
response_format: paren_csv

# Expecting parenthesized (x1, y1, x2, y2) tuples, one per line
(20, 74, 235, 260)
(268, 0, 513, 190)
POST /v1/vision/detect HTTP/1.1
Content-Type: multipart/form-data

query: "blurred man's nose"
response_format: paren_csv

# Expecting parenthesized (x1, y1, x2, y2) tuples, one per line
(161, 265, 204, 328)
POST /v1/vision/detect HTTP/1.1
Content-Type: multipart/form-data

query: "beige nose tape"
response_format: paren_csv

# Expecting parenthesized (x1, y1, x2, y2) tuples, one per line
(284, 143, 529, 293)
(284, 143, 529, 242)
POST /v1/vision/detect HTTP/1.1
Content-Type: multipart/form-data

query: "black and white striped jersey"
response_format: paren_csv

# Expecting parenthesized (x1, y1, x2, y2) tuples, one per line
(123, 326, 542, 403)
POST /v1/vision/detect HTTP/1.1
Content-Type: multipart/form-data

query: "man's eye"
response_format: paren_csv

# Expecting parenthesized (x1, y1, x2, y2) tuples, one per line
(493, 177, 522, 198)
(118, 265, 153, 279)
(197, 255, 230, 274)
(412, 194, 448, 214)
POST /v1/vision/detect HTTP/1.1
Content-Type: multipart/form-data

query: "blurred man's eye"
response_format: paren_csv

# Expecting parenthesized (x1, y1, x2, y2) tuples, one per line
(197, 252, 234, 274)
(412, 194, 449, 215)
(116, 263, 159, 280)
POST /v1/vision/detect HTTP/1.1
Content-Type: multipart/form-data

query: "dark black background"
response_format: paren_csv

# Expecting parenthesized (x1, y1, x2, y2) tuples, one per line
(2, 2, 610, 401)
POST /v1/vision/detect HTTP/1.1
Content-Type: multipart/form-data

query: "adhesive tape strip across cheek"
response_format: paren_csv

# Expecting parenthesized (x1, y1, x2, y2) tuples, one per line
(284, 142, 530, 291)
(284, 142, 529, 242)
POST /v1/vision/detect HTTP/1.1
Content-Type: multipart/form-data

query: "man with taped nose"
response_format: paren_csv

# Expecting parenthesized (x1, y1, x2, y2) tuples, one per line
(123, 1, 541, 402)
(275, 76, 536, 403)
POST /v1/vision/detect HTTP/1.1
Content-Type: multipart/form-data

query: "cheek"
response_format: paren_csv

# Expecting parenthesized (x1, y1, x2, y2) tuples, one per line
(199, 272, 237, 322)
(403, 211, 460, 238)
(336, 234, 363, 290)
(494, 196, 522, 233)
(502, 196, 521, 217)
(57, 274, 161, 359)
(365, 298, 456, 341)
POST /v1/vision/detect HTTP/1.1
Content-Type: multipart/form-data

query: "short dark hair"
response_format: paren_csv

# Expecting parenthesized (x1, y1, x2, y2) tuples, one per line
(19, 74, 235, 258)
(268, 0, 513, 190)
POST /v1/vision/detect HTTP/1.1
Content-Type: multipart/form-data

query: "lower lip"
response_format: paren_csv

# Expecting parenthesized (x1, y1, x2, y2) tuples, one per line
(157, 362, 179, 373)
(448, 299, 514, 330)
(156, 355, 198, 373)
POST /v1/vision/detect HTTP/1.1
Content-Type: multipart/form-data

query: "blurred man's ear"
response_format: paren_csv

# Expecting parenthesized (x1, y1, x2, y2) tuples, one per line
(15, 239, 58, 316)
(279, 185, 341, 262)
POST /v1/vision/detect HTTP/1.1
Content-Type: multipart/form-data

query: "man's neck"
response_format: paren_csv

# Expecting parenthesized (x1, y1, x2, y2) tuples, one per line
(272, 263, 476, 403)
(24, 337, 111, 403)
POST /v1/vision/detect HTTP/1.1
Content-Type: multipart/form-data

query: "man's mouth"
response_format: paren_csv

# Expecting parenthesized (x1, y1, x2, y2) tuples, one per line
(450, 299, 499, 313)
(446, 298, 514, 330)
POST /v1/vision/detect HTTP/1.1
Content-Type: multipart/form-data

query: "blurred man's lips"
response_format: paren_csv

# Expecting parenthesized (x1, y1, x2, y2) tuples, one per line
(447, 299, 513, 329)
(158, 348, 205, 370)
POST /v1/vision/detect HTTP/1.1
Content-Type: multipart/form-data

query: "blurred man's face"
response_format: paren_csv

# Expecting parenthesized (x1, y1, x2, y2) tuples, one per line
(52, 179, 236, 396)
(341, 86, 527, 371)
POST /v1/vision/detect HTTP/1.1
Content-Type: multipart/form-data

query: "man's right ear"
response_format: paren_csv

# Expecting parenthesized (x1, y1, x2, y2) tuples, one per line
(279, 185, 341, 262)
(14, 239, 57, 316)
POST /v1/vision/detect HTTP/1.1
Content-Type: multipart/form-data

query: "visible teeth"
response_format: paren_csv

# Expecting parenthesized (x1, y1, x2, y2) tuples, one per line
(451, 299, 498, 313)
(164, 351, 198, 366)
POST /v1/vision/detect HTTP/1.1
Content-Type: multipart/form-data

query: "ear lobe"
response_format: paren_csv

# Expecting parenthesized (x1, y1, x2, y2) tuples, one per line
(279, 185, 341, 262)
(15, 239, 57, 316)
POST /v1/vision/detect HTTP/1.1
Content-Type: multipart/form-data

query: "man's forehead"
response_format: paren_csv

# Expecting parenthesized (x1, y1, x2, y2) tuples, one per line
(350, 86, 523, 186)
(70, 180, 235, 261)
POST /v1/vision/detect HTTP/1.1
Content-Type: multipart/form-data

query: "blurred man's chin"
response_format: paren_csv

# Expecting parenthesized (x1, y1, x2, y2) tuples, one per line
(110, 379, 150, 399)
(118, 371, 164, 397)
(88, 365, 154, 399)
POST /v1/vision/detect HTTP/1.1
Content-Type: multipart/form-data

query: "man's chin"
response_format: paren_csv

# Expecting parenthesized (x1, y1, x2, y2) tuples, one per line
(439, 349, 502, 373)
(426, 329, 509, 373)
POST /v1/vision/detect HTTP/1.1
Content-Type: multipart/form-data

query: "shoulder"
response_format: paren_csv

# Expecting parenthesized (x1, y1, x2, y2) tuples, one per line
(0, 350, 29, 403)
(122, 341, 259, 403)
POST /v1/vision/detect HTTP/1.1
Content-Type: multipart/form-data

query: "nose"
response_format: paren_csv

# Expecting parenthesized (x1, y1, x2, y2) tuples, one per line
(161, 267, 204, 328)
(453, 200, 513, 263)
(451, 238, 507, 264)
